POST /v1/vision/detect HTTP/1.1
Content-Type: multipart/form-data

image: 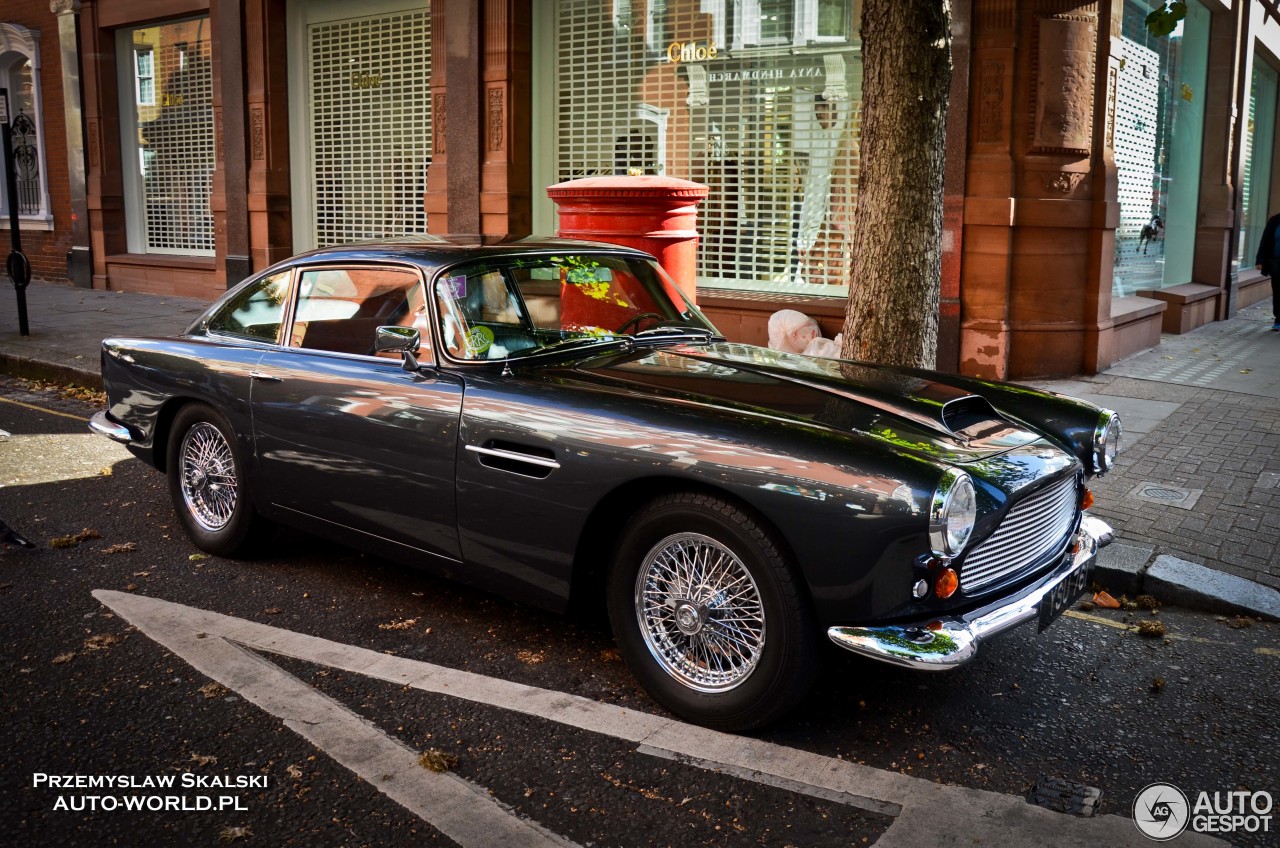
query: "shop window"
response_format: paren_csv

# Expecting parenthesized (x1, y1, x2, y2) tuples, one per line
(0, 23, 52, 225)
(296, 5, 431, 250)
(1238, 59, 1277, 274)
(1111, 0, 1211, 296)
(116, 17, 215, 256)
(551, 0, 860, 296)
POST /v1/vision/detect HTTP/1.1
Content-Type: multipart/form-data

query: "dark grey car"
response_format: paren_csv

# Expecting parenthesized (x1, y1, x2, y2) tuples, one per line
(90, 236, 1120, 729)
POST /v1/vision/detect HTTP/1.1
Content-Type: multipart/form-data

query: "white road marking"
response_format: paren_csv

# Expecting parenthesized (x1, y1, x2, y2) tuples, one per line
(92, 591, 573, 848)
(95, 590, 1226, 848)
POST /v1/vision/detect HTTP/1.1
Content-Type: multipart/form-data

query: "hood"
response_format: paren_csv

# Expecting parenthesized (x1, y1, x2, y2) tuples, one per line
(569, 342, 1046, 463)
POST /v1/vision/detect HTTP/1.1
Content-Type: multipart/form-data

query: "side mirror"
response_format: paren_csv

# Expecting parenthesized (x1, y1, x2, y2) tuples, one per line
(375, 325, 422, 372)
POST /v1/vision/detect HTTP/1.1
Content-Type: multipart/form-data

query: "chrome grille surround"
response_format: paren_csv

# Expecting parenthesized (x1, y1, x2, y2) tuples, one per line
(959, 474, 1079, 593)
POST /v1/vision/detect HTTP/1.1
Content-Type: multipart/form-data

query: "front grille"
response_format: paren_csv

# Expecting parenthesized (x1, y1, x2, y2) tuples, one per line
(960, 474, 1079, 593)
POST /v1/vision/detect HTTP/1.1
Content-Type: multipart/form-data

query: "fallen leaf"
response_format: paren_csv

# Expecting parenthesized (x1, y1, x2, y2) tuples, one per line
(418, 749, 458, 772)
(84, 634, 121, 651)
(1136, 620, 1167, 637)
(263, 607, 282, 615)
(124, 583, 138, 591)
(52, 652, 75, 664)
(199, 681, 227, 699)
(517, 649, 545, 665)
(1229, 616, 1252, 629)
(378, 617, 419, 631)
(191, 753, 218, 766)
(600, 648, 622, 663)
(188, 553, 209, 562)
(1134, 594, 1161, 610)
(1240, 368, 1252, 374)
(132, 570, 151, 577)
(1151, 677, 1166, 692)
(218, 826, 252, 842)
(103, 542, 137, 555)
(286, 764, 303, 779)
(50, 528, 101, 549)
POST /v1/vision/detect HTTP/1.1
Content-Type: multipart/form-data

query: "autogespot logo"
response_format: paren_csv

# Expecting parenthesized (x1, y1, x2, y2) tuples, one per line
(1134, 782, 1190, 841)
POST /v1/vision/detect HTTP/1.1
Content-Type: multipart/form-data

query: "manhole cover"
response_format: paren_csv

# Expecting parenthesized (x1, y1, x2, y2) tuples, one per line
(1027, 775, 1102, 817)
(1127, 482, 1203, 511)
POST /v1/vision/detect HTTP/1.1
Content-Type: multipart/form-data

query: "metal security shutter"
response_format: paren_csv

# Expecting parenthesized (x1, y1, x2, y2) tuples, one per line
(1112, 37, 1162, 296)
(140, 26, 215, 255)
(307, 8, 430, 247)
(554, 1, 860, 295)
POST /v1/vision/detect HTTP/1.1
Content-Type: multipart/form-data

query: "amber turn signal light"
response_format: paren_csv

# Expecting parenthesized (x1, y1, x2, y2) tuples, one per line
(935, 567, 959, 599)
(1082, 488, 1095, 510)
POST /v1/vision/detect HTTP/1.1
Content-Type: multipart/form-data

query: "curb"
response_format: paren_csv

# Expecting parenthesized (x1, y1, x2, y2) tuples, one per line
(0, 351, 103, 390)
(1094, 543, 1280, 621)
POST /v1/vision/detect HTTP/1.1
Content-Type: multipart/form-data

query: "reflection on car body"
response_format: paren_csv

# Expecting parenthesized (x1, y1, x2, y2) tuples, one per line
(90, 235, 1120, 730)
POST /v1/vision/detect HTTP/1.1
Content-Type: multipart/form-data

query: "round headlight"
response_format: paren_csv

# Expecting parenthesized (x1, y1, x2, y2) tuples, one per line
(929, 470, 977, 558)
(1094, 412, 1122, 474)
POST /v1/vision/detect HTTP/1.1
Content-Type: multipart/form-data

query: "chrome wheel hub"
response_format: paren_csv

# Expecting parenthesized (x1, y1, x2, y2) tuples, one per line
(675, 602, 703, 636)
(179, 422, 238, 532)
(635, 532, 765, 693)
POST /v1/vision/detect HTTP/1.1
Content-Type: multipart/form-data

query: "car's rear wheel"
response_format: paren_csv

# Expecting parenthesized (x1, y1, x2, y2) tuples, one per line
(607, 492, 817, 731)
(167, 403, 271, 557)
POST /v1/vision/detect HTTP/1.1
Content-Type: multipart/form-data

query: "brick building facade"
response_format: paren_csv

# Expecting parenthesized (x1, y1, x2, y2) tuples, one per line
(7, 0, 1280, 379)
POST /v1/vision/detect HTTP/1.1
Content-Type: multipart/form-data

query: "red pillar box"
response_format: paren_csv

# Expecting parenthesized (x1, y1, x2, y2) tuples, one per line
(547, 176, 709, 304)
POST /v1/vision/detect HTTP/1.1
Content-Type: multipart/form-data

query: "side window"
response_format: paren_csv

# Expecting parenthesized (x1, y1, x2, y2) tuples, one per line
(290, 267, 425, 358)
(205, 272, 291, 342)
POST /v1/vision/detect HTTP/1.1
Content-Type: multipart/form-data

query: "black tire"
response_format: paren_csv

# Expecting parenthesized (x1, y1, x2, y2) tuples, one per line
(166, 403, 272, 557)
(607, 492, 818, 731)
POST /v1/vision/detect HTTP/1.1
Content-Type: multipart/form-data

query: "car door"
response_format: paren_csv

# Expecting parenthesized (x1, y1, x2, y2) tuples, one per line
(250, 263, 464, 562)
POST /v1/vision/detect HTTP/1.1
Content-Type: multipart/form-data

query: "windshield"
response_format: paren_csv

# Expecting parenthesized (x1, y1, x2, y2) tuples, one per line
(433, 253, 719, 361)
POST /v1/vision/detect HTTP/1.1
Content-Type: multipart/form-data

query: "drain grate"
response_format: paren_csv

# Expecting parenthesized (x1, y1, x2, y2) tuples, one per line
(1027, 775, 1102, 817)
(1126, 481, 1204, 511)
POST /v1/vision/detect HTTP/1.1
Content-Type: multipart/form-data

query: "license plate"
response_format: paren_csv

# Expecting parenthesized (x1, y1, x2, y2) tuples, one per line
(1038, 551, 1096, 631)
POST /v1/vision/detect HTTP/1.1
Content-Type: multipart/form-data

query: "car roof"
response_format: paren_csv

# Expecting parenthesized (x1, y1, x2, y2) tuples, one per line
(283, 235, 655, 271)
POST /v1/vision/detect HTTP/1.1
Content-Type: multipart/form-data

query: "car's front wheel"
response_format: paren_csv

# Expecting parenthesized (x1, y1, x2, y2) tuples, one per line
(607, 493, 817, 731)
(166, 403, 271, 557)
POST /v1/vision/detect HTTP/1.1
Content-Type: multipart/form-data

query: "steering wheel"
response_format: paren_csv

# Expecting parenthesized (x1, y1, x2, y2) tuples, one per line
(616, 312, 663, 334)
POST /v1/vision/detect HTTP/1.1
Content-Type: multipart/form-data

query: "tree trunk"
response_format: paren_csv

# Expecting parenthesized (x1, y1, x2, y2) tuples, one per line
(839, 0, 952, 369)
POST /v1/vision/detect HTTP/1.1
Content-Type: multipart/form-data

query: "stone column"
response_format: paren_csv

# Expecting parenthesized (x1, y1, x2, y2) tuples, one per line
(480, 0, 531, 235)
(50, 0, 91, 288)
(210, 0, 250, 287)
(244, 0, 291, 271)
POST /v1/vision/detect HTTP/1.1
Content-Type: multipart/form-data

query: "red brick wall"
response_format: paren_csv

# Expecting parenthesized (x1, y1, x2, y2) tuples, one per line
(3, 0, 73, 285)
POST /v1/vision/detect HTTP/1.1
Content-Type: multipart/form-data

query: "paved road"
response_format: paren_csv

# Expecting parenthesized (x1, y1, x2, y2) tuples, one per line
(1, 378, 1275, 846)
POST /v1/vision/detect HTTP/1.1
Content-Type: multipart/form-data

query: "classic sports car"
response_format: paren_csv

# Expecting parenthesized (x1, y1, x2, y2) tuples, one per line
(90, 236, 1119, 730)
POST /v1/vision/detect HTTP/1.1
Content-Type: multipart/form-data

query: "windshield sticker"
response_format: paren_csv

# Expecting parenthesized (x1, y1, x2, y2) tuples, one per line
(443, 275, 467, 299)
(466, 325, 495, 355)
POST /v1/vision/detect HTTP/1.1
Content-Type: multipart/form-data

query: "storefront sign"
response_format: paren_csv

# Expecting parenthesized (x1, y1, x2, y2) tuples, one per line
(351, 72, 383, 90)
(160, 93, 184, 107)
(666, 40, 718, 64)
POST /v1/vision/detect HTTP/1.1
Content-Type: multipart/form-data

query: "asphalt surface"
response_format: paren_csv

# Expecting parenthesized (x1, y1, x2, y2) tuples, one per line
(1, 376, 1277, 846)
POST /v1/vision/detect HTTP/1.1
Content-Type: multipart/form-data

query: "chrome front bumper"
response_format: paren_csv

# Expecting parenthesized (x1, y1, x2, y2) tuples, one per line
(88, 411, 135, 443)
(827, 515, 1114, 670)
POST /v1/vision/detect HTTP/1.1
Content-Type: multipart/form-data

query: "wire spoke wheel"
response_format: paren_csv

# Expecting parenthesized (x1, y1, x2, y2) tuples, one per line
(179, 422, 238, 532)
(635, 532, 765, 692)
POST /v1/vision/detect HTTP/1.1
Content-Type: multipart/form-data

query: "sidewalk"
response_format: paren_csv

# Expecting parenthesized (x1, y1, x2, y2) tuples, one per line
(2, 280, 1277, 617)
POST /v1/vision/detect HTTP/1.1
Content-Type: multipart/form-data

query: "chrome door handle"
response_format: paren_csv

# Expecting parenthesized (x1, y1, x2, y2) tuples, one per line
(249, 371, 283, 382)
(465, 444, 561, 470)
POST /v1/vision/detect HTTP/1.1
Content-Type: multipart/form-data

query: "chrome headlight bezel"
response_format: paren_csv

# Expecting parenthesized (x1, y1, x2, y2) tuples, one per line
(1093, 411, 1122, 474)
(929, 469, 977, 558)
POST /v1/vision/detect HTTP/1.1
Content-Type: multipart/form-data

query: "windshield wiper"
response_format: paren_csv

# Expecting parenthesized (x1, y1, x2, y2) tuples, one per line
(630, 326, 723, 345)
